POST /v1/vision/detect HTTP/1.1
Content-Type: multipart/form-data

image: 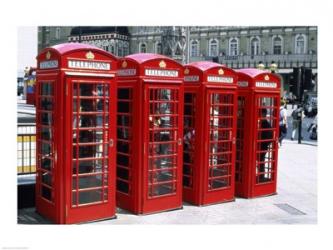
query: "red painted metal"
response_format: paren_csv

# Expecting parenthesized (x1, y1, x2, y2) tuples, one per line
(183, 61, 238, 206)
(116, 53, 184, 214)
(235, 69, 281, 198)
(35, 43, 118, 224)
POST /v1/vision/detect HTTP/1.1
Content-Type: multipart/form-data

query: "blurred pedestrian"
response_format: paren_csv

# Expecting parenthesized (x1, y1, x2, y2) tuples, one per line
(279, 100, 288, 146)
(291, 106, 305, 140)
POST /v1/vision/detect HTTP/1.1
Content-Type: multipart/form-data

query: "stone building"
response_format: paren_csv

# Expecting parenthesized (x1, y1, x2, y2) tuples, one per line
(38, 26, 317, 92)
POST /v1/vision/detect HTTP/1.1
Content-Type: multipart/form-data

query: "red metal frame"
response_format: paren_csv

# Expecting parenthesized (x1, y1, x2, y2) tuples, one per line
(116, 53, 184, 214)
(235, 69, 281, 198)
(183, 62, 238, 206)
(35, 43, 118, 224)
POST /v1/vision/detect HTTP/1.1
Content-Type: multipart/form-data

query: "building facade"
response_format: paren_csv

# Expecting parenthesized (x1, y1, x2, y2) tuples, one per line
(38, 26, 317, 92)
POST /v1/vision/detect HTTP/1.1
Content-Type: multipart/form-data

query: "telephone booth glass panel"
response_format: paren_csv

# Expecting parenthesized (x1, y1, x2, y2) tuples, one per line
(208, 92, 234, 190)
(71, 82, 110, 206)
(255, 96, 278, 184)
(116, 88, 133, 195)
(148, 88, 179, 197)
(183, 92, 196, 189)
(236, 96, 246, 183)
(37, 81, 55, 202)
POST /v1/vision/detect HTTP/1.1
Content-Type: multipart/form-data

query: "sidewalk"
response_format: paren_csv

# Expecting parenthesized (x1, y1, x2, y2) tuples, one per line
(18, 137, 317, 224)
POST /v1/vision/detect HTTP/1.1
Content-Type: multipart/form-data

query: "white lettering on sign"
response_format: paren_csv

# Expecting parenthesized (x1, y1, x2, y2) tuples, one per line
(184, 75, 199, 82)
(118, 69, 136, 76)
(255, 81, 277, 88)
(145, 69, 178, 77)
(68, 60, 110, 70)
(238, 81, 249, 87)
(207, 76, 233, 83)
(40, 60, 58, 69)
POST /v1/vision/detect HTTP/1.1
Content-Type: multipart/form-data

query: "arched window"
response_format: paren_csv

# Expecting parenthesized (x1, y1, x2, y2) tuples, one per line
(140, 43, 147, 53)
(155, 42, 162, 54)
(251, 37, 260, 55)
(229, 38, 238, 56)
(118, 41, 124, 57)
(209, 39, 218, 57)
(295, 34, 306, 54)
(55, 27, 61, 39)
(273, 36, 283, 55)
(191, 40, 199, 57)
(123, 42, 129, 56)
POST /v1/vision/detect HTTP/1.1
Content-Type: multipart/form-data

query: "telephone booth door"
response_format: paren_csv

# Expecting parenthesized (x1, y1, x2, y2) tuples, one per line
(252, 94, 279, 197)
(142, 85, 183, 212)
(64, 78, 116, 223)
(202, 89, 236, 204)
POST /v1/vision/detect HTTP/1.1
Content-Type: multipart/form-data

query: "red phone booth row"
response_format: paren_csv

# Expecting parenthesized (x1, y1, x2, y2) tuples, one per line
(35, 43, 280, 223)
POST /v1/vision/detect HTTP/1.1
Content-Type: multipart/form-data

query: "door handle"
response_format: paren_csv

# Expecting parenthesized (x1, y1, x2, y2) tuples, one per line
(109, 139, 114, 147)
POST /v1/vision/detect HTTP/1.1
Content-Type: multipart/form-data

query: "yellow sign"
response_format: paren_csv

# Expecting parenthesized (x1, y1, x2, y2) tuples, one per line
(86, 51, 95, 60)
(218, 68, 224, 75)
(159, 60, 166, 68)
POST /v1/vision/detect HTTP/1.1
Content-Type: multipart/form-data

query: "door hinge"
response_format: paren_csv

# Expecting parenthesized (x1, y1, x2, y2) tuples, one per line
(66, 84, 68, 96)
(65, 205, 68, 217)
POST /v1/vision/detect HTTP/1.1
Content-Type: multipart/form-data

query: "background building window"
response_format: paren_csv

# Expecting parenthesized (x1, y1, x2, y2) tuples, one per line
(209, 39, 218, 57)
(229, 38, 238, 56)
(251, 37, 260, 55)
(273, 36, 282, 55)
(140, 43, 147, 53)
(191, 40, 199, 57)
(295, 34, 306, 54)
(55, 27, 60, 40)
(156, 42, 162, 54)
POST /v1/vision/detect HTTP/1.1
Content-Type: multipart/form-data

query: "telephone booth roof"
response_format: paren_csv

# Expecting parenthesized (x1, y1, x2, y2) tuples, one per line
(236, 68, 281, 90)
(36, 42, 118, 71)
(183, 61, 237, 86)
(118, 53, 184, 79)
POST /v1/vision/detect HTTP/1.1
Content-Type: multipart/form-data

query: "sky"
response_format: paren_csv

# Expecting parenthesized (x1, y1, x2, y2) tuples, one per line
(17, 26, 37, 77)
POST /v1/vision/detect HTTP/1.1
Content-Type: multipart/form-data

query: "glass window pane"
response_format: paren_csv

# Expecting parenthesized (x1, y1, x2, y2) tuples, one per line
(41, 186, 52, 201)
(40, 98, 53, 110)
(41, 113, 52, 126)
(72, 159, 106, 174)
(118, 89, 130, 99)
(41, 127, 52, 141)
(41, 157, 52, 170)
(78, 189, 102, 204)
(117, 180, 129, 193)
(41, 172, 52, 186)
(41, 82, 52, 96)
(72, 175, 103, 189)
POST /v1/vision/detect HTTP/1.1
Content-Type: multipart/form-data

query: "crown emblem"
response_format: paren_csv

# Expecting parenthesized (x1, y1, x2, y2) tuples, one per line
(184, 68, 189, 75)
(46, 51, 51, 60)
(122, 61, 128, 68)
(86, 51, 95, 60)
(159, 60, 166, 68)
(218, 68, 224, 75)
(264, 75, 270, 80)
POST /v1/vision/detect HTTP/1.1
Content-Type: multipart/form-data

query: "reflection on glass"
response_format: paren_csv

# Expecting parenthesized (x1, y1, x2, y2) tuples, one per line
(41, 157, 52, 170)
(41, 142, 51, 155)
(72, 175, 102, 189)
(40, 98, 53, 110)
(72, 159, 106, 174)
(42, 186, 52, 200)
(117, 115, 130, 126)
(41, 113, 52, 125)
(41, 83, 52, 96)
(117, 127, 130, 140)
(41, 127, 52, 140)
(42, 172, 52, 186)
(210, 178, 229, 189)
(149, 183, 174, 196)
(76, 189, 103, 205)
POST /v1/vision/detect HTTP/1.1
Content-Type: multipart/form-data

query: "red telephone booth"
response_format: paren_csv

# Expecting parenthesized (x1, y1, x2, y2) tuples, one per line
(182, 62, 237, 206)
(235, 69, 280, 198)
(116, 53, 184, 214)
(35, 43, 118, 224)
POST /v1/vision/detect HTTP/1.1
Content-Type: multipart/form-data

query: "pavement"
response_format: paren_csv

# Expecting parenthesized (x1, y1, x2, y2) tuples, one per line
(17, 104, 317, 224)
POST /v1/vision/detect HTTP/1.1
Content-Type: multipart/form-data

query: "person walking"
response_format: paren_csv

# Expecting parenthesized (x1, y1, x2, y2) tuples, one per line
(279, 100, 288, 146)
(291, 106, 304, 140)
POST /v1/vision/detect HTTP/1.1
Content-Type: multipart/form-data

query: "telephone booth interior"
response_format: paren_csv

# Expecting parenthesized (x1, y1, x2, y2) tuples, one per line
(235, 69, 280, 198)
(183, 61, 237, 206)
(116, 53, 184, 214)
(35, 43, 118, 224)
